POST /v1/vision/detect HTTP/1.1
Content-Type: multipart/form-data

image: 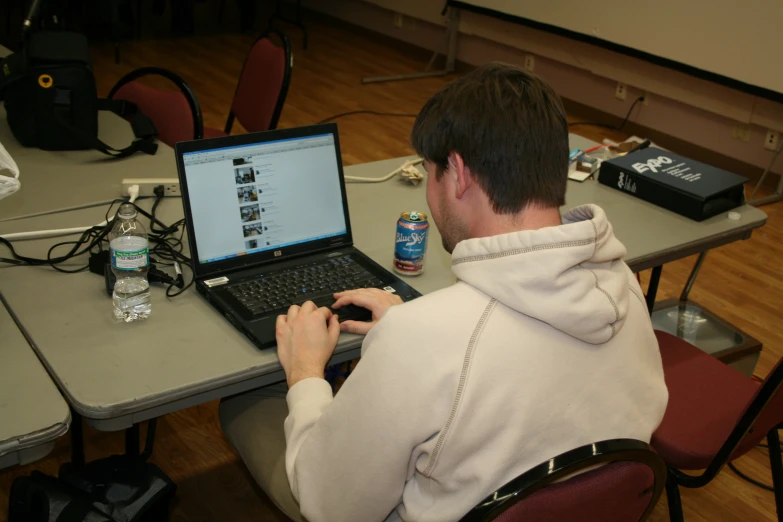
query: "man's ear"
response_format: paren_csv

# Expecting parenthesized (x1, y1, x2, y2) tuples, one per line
(448, 152, 471, 199)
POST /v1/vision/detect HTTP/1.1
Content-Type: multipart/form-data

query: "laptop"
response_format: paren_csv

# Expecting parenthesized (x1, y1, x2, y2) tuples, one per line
(174, 123, 421, 349)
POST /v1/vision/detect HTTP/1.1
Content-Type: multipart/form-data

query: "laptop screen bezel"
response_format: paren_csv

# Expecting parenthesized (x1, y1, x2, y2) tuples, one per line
(174, 123, 354, 281)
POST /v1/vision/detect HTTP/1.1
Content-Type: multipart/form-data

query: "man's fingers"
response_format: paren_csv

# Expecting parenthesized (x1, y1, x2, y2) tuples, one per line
(317, 306, 334, 321)
(340, 320, 373, 336)
(300, 300, 317, 313)
(333, 288, 376, 299)
(332, 294, 374, 310)
(287, 304, 300, 320)
(327, 315, 341, 345)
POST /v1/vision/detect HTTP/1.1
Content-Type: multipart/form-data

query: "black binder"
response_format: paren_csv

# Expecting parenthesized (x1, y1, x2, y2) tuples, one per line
(598, 147, 748, 221)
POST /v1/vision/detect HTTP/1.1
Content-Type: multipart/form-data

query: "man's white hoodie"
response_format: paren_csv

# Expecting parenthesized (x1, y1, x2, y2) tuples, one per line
(284, 204, 668, 522)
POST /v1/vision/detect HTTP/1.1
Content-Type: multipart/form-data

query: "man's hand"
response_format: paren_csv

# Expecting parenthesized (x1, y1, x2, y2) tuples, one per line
(332, 288, 404, 335)
(276, 301, 341, 388)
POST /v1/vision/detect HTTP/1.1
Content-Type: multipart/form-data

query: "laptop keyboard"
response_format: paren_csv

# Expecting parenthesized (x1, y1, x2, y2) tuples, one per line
(227, 255, 385, 317)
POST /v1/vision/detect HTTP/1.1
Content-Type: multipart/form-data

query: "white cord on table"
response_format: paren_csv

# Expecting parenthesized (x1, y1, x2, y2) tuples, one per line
(345, 158, 425, 184)
(0, 185, 139, 242)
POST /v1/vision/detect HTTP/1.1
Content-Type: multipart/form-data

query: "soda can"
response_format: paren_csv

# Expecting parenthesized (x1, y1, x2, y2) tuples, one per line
(394, 211, 429, 276)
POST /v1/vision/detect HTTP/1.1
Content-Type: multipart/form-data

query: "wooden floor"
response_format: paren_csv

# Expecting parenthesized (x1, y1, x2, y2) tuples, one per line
(2, 13, 782, 522)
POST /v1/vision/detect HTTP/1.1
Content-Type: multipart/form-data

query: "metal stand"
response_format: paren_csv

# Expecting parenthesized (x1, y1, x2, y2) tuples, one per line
(362, 7, 460, 84)
(269, 0, 308, 49)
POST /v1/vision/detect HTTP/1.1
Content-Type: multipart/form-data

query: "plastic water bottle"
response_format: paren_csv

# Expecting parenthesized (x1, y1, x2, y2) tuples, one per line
(109, 203, 152, 322)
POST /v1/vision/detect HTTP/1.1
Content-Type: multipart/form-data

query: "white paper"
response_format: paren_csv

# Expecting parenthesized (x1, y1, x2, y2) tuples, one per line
(0, 139, 20, 201)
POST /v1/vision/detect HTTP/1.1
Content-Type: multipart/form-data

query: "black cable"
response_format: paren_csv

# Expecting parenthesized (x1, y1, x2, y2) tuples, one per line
(727, 462, 775, 492)
(1, 199, 193, 298)
(568, 96, 645, 132)
(316, 110, 418, 125)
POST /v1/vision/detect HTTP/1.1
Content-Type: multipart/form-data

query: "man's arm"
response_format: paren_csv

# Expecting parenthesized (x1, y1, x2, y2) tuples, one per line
(283, 314, 443, 522)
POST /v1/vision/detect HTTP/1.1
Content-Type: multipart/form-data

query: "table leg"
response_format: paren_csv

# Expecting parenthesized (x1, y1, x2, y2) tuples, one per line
(71, 409, 85, 467)
(125, 423, 140, 457)
(645, 265, 663, 314)
(140, 418, 157, 461)
(680, 252, 707, 302)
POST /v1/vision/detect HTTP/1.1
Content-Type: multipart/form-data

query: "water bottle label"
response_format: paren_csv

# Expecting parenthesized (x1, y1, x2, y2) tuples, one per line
(112, 247, 149, 270)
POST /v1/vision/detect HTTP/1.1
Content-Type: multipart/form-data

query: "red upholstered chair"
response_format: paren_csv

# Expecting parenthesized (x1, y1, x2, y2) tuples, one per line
(458, 439, 666, 522)
(651, 331, 783, 522)
(204, 28, 292, 139)
(108, 67, 203, 147)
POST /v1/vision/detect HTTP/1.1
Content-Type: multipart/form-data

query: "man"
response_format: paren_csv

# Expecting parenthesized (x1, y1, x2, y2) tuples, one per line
(219, 63, 668, 522)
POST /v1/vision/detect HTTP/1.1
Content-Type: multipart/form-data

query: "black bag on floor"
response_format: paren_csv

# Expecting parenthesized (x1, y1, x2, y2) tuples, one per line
(0, 31, 158, 158)
(8, 455, 176, 522)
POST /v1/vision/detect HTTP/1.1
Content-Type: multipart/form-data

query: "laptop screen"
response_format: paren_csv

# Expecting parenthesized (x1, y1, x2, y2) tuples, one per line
(181, 132, 349, 267)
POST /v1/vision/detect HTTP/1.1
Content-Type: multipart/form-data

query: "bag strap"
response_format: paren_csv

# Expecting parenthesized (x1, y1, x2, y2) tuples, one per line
(53, 98, 159, 159)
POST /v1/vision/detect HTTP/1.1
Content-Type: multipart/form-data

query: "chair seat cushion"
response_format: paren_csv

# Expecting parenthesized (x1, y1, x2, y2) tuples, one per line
(203, 127, 229, 139)
(651, 331, 759, 470)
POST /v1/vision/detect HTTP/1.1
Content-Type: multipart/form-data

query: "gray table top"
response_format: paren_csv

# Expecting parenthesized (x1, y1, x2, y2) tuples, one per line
(0, 294, 70, 469)
(0, 144, 767, 429)
(0, 109, 177, 222)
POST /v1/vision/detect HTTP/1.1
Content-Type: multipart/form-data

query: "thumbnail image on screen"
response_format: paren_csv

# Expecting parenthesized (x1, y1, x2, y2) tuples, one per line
(243, 223, 264, 237)
(235, 166, 255, 185)
(240, 204, 260, 223)
(237, 185, 258, 204)
(233, 156, 252, 166)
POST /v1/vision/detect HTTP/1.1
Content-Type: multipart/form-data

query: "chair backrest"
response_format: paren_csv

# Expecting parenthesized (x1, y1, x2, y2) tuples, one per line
(459, 439, 666, 522)
(227, 28, 292, 134)
(108, 67, 203, 147)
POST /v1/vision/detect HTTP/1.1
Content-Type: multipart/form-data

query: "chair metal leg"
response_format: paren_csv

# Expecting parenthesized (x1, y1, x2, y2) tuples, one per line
(665, 469, 685, 522)
(768, 429, 783, 522)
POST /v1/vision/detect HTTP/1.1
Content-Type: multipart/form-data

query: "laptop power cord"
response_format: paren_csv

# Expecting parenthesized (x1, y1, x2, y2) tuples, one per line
(344, 158, 424, 184)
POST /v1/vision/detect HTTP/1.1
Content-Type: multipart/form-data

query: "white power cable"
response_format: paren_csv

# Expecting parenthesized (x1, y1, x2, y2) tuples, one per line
(749, 139, 783, 204)
(0, 185, 139, 242)
(345, 158, 425, 184)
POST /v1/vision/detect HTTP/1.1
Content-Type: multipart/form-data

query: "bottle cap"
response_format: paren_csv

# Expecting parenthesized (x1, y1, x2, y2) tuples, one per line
(117, 203, 138, 220)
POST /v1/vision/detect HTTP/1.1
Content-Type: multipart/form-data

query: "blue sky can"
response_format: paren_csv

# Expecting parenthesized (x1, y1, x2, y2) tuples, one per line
(394, 211, 429, 276)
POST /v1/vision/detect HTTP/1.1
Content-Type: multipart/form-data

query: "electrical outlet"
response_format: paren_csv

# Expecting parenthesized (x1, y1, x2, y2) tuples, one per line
(524, 55, 535, 72)
(732, 124, 751, 142)
(393, 13, 403, 28)
(121, 178, 181, 197)
(765, 129, 780, 151)
(641, 92, 650, 105)
(615, 83, 627, 101)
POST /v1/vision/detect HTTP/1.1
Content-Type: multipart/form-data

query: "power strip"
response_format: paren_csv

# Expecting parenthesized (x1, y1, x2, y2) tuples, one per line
(121, 178, 181, 197)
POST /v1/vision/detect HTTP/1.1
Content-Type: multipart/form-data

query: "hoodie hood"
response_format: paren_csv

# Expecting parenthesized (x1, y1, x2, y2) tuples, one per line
(451, 204, 629, 344)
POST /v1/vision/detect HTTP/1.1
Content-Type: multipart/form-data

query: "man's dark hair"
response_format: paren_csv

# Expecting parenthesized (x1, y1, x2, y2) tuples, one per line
(411, 62, 568, 213)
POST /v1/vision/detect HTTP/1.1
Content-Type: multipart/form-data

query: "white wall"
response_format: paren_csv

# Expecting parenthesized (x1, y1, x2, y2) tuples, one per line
(304, 0, 783, 178)
(452, 0, 783, 96)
